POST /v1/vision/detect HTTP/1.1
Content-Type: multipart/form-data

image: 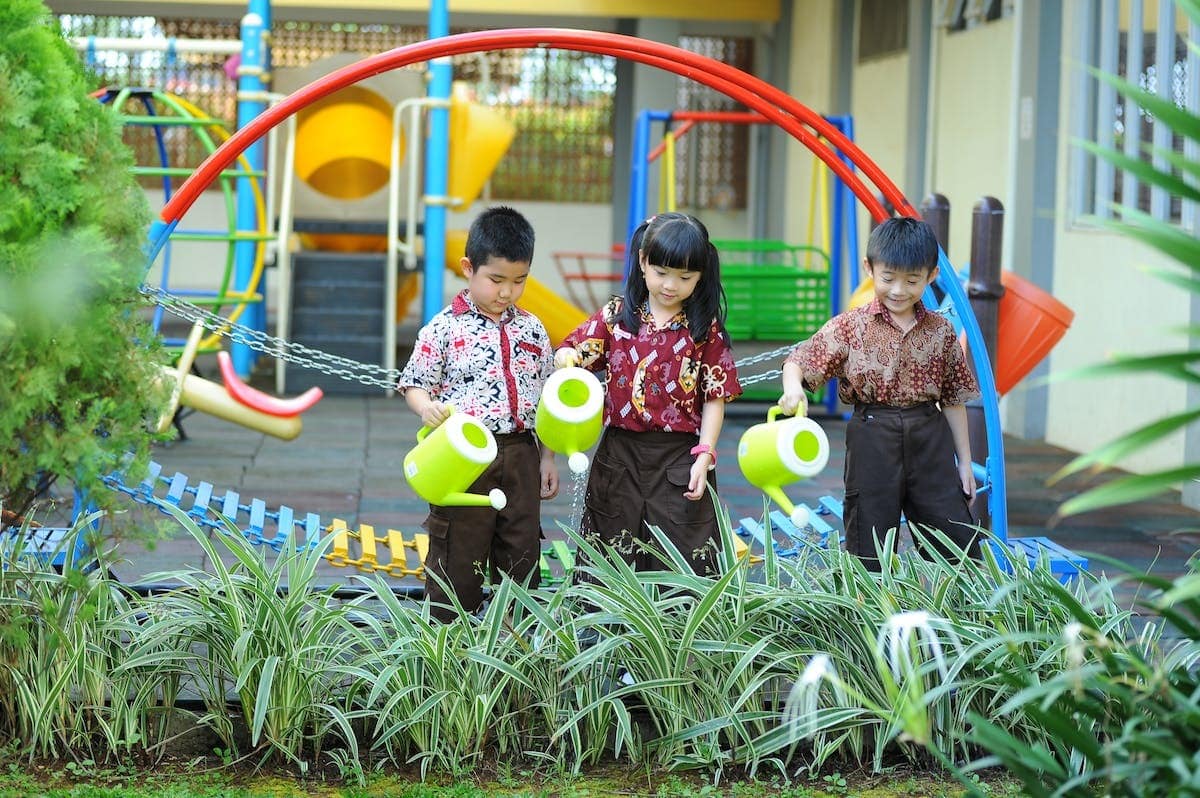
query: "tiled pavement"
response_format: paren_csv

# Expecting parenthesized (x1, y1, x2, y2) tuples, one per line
(95, 378, 1200, 597)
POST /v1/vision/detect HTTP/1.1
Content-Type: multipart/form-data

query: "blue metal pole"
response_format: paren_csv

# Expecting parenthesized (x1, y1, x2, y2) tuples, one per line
(625, 109, 670, 248)
(936, 248, 1008, 541)
(232, 1, 268, 377)
(422, 0, 451, 324)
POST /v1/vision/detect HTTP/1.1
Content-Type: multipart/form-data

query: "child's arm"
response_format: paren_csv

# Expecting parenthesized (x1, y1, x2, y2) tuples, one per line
(942, 403, 977, 503)
(539, 444, 559, 500)
(685, 398, 725, 500)
(404, 387, 452, 429)
(779, 361, 809, 416)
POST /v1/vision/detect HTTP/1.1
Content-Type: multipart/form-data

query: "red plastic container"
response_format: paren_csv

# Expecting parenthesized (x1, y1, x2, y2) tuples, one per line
(995, 270, 1075, 395)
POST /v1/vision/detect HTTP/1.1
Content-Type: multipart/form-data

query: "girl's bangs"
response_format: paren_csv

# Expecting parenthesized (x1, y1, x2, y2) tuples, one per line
(644, 230, 705, 272)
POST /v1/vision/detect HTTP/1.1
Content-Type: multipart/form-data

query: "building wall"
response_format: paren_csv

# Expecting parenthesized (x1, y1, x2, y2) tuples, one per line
(781, 0, 836, 252)
(1046, 9, 1190, 475)
(926, 17, 1014, 260)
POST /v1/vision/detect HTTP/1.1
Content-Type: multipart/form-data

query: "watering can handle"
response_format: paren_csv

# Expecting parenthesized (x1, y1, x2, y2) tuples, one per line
(769, 404, 806, 423)
(416, 405, 455, 442)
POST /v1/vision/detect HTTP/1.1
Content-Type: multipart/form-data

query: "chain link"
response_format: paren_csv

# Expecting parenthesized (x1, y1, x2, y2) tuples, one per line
(141, 284, 797, 391)
(141, 285, 403, 390)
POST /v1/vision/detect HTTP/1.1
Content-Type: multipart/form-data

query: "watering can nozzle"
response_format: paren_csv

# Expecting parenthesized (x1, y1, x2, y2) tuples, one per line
(438, 488, 507, 510)
(567, 452, 590, 474)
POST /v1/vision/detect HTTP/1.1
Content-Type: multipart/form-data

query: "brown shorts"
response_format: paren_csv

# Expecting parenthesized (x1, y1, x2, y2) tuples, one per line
(577, 427, 720, 576)
(422, 431, 542, 621)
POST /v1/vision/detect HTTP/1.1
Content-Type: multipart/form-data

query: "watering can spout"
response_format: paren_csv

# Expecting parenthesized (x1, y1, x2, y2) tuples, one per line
(438, 488, 507, 510)
(761, 486, 809, 527)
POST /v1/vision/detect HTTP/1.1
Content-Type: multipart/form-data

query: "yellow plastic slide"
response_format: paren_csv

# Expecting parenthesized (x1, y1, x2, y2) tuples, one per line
(517, 277, 588, 347)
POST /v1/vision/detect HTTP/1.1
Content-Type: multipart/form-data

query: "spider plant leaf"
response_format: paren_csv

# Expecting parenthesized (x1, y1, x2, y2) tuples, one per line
(1049, 407, 1200, 483)
(251, 654, 279, 745)
(1148, 145, 1200, 183)
(1046, 350, 1200, 383)
(1099, 206, 1200, 271)
(1079, 140, 1200, 203)
(1137, 265, 1200, 294)
(1054, 465, 1200, 520)
(1091, 68, 1200, 142)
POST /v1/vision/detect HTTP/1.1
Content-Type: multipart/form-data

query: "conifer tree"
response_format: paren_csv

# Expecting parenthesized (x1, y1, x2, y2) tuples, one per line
(0, 0, 166, 520)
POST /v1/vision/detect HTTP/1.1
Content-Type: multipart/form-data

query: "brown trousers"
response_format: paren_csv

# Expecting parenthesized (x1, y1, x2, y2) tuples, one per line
(577, 427, 721, 576)
(422, 432, 542, 622)
(843, 401, 980, 570)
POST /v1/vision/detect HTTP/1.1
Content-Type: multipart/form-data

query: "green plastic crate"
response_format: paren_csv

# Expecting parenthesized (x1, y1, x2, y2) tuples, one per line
(714, 240, 831, 342)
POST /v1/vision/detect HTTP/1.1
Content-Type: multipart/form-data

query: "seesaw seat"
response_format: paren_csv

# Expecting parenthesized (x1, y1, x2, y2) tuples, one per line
(217, 351, 324, 417)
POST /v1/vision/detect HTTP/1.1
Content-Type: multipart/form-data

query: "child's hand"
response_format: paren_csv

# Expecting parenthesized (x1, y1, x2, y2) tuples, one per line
(554, 347, 580, 369)
(685, 459, 710, 501)
(958, 459, 977, 507)
(778, 389, 808, 417)
(540, 458, 559, 500)
(420, 401, 452, 429)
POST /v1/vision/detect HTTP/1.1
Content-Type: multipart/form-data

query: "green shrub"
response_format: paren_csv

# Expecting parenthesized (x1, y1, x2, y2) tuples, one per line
(0, 0, 166, 519)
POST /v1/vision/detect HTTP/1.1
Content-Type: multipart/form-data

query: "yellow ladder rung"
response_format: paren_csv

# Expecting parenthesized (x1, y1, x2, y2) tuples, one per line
(327, 518, 349, 566)
(414, 533, 429, 573)
(387, 529, 407, 568)
(732, 535, 764, 564)
(358, 523, 378, 568)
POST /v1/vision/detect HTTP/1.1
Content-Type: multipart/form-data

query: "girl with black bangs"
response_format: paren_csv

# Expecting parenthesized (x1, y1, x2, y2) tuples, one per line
(555, 212, 742, 576)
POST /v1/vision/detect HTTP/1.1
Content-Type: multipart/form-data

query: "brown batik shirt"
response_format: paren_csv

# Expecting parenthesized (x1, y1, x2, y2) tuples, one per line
(785, 298, 980, 407)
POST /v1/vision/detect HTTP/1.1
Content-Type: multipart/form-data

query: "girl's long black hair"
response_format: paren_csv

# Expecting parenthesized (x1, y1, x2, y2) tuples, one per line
(617, 212, 727, 343)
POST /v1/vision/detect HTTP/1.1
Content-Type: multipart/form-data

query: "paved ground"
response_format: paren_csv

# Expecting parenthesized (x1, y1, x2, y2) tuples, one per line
(71, 354, 1198, 602)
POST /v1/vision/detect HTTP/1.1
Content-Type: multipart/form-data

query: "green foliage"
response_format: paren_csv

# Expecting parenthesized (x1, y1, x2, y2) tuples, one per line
(959, 560, 1200, 796)
(0, 497, 1140, 787)
(1049, 0, 1200, 517)
(0, 0, 166, 519)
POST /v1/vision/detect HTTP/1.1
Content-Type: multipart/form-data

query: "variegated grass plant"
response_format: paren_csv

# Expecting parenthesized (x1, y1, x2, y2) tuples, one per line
(955, 558, 1200, 797)
(0, 511, 183, 762)
(130, 504, 364, 771)
(0, 499, 1160, 786)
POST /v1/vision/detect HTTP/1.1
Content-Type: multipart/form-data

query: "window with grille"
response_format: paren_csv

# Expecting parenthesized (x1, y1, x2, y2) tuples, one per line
(1073, 4, 1196, 225)
(674, 35, 753, 211)
(56, 15, 615, 202)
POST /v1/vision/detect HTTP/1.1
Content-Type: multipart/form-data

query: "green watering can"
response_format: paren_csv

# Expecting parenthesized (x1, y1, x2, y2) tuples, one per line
(536, 367, 604, 474)
(404, 408, 507, 509)
(737, 406, 830, 526)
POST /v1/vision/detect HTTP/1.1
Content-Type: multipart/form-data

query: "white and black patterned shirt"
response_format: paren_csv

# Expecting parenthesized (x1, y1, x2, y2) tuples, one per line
(397, 290, 553, 433)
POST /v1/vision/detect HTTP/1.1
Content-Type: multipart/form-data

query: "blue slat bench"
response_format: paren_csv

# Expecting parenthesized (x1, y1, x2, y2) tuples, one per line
(736, 493, 1088, 582)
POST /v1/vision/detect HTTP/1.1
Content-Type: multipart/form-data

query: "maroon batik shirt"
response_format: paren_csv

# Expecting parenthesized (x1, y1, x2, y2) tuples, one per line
(786, 298, 980, 407)
(397, 290, 552, 433)
(561, 297, 742, 434)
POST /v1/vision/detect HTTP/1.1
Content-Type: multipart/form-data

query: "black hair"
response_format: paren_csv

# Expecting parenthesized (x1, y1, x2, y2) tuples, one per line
(865, 216, 940, 274)
(618, 212, 727, 342)
(465, 205, 535, 268)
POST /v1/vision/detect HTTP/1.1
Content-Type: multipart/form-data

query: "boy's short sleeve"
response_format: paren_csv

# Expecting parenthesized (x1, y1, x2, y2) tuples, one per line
(701, 322, 742, 402)
(939, 329, 980, 406)
(785, 315, 849, 392)
(397, 315, 446, 395)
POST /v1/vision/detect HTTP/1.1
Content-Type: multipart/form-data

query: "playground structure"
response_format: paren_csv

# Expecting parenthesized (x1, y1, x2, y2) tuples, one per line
(624, 110, 859, 411)
(89, 86, 273, 356)
(140, 26, 1080, 570)
(11, 24, 1085, 583)
(271, 52, 590, 395)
